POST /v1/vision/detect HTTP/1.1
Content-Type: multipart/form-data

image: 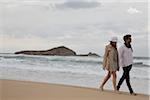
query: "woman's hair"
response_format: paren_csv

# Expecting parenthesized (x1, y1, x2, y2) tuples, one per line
(123, 34, 131, 41)
(110, 41, 117, 49)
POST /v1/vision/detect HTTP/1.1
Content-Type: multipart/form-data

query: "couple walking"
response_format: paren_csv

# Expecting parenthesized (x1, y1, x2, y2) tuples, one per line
(100, 34, 136, 95)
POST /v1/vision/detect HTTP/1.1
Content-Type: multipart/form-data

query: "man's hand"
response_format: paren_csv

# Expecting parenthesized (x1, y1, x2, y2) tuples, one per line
(117, 67, 119, 71)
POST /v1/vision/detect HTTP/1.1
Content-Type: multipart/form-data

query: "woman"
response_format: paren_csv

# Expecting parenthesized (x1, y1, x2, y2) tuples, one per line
(100, 37, 119, 91)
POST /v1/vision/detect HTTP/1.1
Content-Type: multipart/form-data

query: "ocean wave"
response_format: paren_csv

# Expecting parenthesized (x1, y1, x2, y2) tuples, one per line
(1, 65, 149, 81)
(0, 54, 149, 67)
(0, 54, 101, 64)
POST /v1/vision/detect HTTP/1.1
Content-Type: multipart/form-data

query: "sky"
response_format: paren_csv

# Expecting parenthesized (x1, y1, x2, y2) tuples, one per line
(0, 0, 149, 57)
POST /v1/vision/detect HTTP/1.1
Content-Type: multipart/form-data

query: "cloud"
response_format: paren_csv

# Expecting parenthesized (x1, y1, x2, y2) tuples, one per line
(127, 7, 141, 14)
(0, 0, 101, 11)
(0, 2, 148, 56)
(0, 0, 63, 10)
(55, 0, 101, 10)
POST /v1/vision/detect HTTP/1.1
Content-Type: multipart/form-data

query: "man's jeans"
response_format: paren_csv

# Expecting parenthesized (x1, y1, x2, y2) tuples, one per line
(117, 64, 133, 94)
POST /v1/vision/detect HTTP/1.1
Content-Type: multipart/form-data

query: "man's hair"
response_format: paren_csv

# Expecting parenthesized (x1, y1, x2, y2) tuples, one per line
(123, 34, 131, 41)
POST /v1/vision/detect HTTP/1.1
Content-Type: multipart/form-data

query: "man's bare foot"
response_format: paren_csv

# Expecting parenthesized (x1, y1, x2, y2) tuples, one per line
(130, 92, 137, 96)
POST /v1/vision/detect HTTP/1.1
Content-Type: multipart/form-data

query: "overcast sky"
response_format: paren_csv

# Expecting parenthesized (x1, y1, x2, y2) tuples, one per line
(0, 0, 149, 57)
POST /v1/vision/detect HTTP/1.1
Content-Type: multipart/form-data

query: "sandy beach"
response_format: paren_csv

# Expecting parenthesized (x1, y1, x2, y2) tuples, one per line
(0, 79, 149, 100)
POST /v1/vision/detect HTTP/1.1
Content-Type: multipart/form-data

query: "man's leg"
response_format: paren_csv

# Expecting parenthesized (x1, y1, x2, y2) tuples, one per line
(126, 65, 134, 94)
(117, 67, 127, 90)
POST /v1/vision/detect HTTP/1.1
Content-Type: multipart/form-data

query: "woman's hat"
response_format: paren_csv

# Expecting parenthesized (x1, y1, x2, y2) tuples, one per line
(109, 36, 118, 42)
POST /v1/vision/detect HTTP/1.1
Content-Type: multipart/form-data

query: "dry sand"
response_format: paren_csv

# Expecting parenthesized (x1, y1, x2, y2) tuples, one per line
(0, 79, 149, 100)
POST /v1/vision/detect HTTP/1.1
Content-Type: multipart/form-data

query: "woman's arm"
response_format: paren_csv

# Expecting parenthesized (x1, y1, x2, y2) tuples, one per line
(102, 45, 109, 69)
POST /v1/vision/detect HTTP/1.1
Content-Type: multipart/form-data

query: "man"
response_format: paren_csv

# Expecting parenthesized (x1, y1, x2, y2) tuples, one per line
(117, 34, 136, 95)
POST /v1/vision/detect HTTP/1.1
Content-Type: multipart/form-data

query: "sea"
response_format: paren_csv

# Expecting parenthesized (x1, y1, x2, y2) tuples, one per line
(0, 53, 150, 95)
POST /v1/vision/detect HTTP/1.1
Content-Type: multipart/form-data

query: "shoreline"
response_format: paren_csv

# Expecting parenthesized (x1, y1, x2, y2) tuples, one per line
(1, 79, 149, 100)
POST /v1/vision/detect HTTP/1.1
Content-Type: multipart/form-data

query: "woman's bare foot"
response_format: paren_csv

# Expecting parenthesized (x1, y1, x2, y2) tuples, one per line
(115, 90, 121, 94)
(99, 86, 104, 91)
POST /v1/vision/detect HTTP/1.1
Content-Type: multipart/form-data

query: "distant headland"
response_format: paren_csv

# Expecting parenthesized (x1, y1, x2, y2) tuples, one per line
(14, 46, 100, 57)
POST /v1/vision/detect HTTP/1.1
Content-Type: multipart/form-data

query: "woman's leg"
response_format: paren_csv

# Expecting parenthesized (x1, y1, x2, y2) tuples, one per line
(112, 71, 117, 91)
(100, 71, 111, 90)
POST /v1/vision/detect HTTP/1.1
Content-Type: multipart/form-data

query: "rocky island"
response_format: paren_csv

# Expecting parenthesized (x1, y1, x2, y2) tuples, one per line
(15, 46, 100, 57)
(78, 52, 100, 57)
